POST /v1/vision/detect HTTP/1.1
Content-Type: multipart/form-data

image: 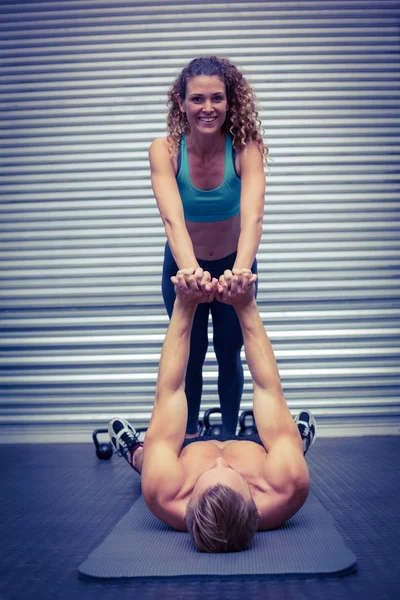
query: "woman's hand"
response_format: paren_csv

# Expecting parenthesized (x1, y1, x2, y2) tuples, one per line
(171, 268, 218, 305)
(217, 269, 257, 306)
(231, 268, 257, 294)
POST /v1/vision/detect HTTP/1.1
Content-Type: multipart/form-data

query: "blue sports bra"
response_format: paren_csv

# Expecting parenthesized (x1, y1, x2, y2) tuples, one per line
(176, 134, 241, 222)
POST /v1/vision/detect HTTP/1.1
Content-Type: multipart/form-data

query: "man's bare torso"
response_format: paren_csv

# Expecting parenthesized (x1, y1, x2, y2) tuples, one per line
(179, 438, 269, 501)
(143, 438, 305, 532)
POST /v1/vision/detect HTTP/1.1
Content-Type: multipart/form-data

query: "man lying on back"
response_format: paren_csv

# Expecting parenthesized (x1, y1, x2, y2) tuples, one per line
(109, 268, 316, 552)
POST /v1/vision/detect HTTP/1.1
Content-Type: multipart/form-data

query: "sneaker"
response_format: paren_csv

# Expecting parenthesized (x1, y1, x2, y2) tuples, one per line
(108, 417, 142, 471)
(294, 410, 316, 456)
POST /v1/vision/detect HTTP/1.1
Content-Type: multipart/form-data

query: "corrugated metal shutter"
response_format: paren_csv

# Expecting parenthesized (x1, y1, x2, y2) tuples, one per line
(1, 0, 399, 442)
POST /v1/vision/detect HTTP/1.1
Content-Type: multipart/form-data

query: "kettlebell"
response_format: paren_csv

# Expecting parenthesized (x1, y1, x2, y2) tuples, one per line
(202, 407, 223, 436)
(239, 409, 258, 436)
(92, 428, 113, 460)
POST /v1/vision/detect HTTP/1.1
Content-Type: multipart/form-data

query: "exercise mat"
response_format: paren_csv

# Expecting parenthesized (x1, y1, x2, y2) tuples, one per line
(78, 490, 356, 580)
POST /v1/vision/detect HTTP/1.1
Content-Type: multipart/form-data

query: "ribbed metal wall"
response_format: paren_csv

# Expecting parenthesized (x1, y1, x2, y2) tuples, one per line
(1, 0, 399, 442)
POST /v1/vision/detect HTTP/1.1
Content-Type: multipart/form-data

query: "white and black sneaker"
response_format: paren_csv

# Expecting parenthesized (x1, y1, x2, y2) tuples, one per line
(108, 417, 143, 472)
(294, 410, 316, 456)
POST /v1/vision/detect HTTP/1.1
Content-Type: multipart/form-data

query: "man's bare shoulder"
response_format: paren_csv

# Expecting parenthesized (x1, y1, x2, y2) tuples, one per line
(144, 494, 188, 532)
(141, 439, 184, 499)
(141, 439, 189, 530)
(256, 436, 310, 530)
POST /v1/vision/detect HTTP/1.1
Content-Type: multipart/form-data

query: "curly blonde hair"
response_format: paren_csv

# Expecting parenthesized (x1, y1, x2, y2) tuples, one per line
(166, 56, 268, 163)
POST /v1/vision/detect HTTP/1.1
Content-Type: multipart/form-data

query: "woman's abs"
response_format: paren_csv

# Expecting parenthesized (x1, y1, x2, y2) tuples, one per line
(186, 213, 241, 260)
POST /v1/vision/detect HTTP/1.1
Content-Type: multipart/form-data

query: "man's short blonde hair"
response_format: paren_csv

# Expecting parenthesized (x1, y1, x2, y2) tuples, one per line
(186, 484, 259, 553)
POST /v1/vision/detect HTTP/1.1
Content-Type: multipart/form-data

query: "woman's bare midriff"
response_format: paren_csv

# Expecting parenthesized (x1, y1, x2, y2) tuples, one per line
(186, 213, 241, 260)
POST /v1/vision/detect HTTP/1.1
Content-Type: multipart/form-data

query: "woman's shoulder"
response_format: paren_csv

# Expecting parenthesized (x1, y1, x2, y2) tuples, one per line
(148, 137, 174, 166)
(235, 140, 265, 165)
(149, 137, 169, 153)
(233, 138, 262, 154)
(149, 137, 180, 174)
(149, 136, 182, 156)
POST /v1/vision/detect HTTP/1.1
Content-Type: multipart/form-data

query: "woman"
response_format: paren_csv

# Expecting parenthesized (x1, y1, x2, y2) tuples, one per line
(149, 56, 267, 437)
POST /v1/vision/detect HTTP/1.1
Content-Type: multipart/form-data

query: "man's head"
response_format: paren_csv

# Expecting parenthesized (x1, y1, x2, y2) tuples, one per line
(185, 457, 260, 552)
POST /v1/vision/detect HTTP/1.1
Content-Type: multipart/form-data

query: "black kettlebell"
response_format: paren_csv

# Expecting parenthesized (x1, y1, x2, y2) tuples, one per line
(239, 409, 258, 436)
(202, 407, 223, 436)
(92, 428, 113, 460)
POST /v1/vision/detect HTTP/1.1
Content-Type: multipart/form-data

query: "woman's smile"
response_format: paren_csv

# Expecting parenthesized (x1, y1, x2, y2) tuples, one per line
(178, 75, 228, 133)
(198, 116, 218, 125)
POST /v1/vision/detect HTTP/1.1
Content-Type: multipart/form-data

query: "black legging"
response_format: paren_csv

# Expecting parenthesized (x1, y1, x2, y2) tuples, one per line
(161, 243, 258, 435)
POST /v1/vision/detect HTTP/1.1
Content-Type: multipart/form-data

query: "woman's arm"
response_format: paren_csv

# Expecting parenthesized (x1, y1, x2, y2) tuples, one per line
(149, 138, 199, 269)
(233, 143, 266, 270)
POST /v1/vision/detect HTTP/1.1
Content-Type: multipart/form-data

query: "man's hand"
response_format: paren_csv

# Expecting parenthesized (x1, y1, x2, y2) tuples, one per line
(216, 269, 257, 307)
(171, 268, 218, 305)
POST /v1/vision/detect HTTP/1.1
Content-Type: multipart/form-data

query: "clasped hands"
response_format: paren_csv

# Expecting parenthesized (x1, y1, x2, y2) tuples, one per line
(171, 267, 257, 306)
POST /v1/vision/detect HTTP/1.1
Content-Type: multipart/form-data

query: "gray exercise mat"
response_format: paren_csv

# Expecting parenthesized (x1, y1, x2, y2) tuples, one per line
(78, 490, 356, 580)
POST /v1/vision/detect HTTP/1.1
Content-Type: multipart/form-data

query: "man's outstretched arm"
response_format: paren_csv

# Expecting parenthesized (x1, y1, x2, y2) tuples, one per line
(217, 273, 309, 528)
(216, 272, 302, 451)
(144, 268, 216, 454)
(146, 298, 194, 445)
(236, 300, 302, 450)
(141, 269, 218, 518)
